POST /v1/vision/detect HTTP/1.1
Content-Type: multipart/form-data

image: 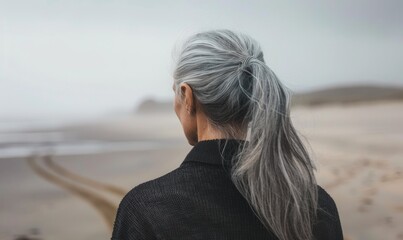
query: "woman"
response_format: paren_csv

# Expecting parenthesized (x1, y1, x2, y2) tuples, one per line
(112, 29, 343, 240)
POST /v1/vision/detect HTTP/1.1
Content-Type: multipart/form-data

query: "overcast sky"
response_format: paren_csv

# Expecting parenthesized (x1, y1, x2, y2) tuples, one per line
(1, 0, 402, 119)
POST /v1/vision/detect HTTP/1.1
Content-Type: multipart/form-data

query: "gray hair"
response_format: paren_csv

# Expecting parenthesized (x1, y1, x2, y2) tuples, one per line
(172, 29, 318, 240)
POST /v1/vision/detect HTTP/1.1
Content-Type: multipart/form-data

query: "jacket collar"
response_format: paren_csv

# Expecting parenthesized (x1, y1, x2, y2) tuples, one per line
(180, 138, 247, 168)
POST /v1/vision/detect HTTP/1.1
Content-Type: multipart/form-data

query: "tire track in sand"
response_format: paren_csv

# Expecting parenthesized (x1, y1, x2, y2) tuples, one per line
(27, 155, 118, 230)
(42, 156, 127, 197)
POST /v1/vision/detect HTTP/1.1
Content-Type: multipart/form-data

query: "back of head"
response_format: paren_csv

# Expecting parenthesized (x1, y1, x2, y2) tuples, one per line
(173, 29, 318, 240)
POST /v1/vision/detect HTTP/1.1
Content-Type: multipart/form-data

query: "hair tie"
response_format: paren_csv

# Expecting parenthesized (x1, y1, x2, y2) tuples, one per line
(240, 55, 254, 71)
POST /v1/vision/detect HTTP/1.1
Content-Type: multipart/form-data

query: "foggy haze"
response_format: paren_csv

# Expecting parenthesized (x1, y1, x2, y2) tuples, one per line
(1, 0, 402, 118)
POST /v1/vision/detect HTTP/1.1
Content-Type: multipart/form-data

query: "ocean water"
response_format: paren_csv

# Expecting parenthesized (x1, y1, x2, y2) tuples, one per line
(0, 117, 181, 158)
(0, 140, 178, 158)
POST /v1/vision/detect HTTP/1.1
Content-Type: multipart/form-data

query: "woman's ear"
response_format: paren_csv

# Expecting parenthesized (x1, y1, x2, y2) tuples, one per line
(180, 83, 195, 114)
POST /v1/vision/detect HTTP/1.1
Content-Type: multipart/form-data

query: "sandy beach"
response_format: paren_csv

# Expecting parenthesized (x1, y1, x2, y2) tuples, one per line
(1, 101, 402, 240)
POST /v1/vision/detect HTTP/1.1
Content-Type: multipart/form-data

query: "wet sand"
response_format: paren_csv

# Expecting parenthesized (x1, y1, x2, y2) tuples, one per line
(1, 101, 402, 240)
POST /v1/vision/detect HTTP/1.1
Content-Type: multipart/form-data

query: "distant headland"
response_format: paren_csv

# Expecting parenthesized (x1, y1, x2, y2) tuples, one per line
(135, 84, 403, 113)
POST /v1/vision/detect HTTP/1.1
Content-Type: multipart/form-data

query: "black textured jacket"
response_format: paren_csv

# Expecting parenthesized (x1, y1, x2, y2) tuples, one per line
(111, 139, 344, 240)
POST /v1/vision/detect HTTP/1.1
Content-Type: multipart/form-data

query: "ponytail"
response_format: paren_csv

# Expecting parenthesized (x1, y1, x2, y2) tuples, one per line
(230, 57, 318, 240)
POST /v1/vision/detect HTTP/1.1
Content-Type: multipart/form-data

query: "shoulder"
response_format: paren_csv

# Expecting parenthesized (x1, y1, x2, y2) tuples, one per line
(317, 185, 336, 206)
(112, 166, 191, 239)
(313, 185, 344, 240)
(119, 165, 192, 207)
(316, 185, 339, 218)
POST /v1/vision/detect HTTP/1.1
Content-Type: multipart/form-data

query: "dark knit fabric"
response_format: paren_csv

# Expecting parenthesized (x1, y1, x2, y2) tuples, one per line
(111, 139, 343, 240)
